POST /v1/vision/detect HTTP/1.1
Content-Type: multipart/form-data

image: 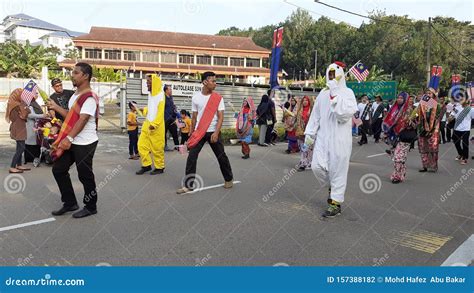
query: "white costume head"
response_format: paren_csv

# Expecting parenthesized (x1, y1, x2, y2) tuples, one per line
(325, 61, 348, 88)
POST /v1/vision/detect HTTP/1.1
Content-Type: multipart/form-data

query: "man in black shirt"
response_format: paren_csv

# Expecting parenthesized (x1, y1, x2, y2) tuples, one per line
(49, 78, 74, 120)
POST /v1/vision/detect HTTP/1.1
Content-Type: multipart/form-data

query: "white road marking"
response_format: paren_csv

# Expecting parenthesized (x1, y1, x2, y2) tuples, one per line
(367, 153, 387, 158)
(0, 217, 56, 232)
(441, 234, 474, 266)
(187, 181, 241, 194)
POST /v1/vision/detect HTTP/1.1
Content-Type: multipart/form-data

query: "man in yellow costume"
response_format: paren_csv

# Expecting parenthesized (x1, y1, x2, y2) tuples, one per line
(136, 74, 166, 175)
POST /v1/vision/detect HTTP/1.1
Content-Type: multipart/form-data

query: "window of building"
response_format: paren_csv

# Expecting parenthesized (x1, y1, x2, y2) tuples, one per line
(246, 58, 260, 68)
(161, 52, 177, 63)
(123, 50, 139, 61)
(84, 48, 102, 59)
(213, 56, 228, 66)
(179, 54, 194, 64)
(230, 57, 244, 67)
(196, 55, 211, 65)
(262, 57, 269, 68)
(104, 49, 121, 60)
(142, 51, 160, 63)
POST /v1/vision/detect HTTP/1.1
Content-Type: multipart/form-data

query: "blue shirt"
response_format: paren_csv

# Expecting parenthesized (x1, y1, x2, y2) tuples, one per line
(164, 95, 176, 121)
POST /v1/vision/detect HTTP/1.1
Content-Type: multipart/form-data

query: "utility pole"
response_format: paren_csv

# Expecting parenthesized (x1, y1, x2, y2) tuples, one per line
(314, 50, 317, 79)
(426, 17, 432, 88)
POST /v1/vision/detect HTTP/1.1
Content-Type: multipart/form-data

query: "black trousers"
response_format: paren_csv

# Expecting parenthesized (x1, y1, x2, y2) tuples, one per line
(181, 132, 189, 145)
(52, 141, 98, 210)
(372, 118, 383, 141)
(453, 130, 470, 160)
(128, 128, 138, 155)
(11, 140, 25, 168)
(265, 123, 274, 144)
(24, 144, 40, 163)
(184, 132, 233, 189)
(359, 120, 370, 143)
(439, 121, 446, 144)
(165, 119, 180, 146)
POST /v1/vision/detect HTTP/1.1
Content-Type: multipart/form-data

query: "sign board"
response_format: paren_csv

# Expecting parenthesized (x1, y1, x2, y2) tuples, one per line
(141, 79, 202, 96)
(346, 81, 398, 101)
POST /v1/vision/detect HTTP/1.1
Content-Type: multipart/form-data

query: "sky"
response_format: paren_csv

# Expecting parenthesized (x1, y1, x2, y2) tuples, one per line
(0, 0, 472, 35)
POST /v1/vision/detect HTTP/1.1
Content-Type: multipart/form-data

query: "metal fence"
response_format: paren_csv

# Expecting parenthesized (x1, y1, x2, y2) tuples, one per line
(123, 78, 320, 129)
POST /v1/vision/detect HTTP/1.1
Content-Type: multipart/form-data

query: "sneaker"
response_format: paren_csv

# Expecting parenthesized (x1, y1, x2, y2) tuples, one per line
(455, 156, 462, 161)
(297, 166, 306, 172)
(241, 154, 250, 159)
(322, 203, 341, 218)
(150, 168, 164, 175)
(176, 187, 193, 194)
(460, 159, 468, 165)
(136, 166, 152, 175)
(224, 181, 233, 189)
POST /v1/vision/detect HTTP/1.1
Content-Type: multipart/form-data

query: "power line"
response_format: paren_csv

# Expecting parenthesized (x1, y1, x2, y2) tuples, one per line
(313, 0, 413, 27)
(430, 23, 472, 65)
(283, 0, 360, 28)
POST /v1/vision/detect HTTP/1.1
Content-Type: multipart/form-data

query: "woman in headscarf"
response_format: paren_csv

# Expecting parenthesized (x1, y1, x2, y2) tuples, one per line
(284, 96, 299, 154)
(382, 92, 416, 183)
(256, 94, 271, 146)
(235, 97, 256, 159)
(25, 92, 48, 164)
(5, 88, 31, 173)
(295, 96, 314, 171)
(417, 88, 442, 172)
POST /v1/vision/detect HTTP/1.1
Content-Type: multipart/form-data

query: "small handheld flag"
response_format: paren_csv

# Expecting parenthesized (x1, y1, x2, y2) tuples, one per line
(349, 62, 369, 83)
(21, 80, 38, 106)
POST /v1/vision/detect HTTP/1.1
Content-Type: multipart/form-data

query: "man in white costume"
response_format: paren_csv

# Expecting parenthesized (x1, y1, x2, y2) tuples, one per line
(304, 61, 358, 218)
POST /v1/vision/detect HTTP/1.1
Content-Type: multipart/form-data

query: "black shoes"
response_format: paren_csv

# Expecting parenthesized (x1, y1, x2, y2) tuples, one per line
(136, 166, 152, 175)
(150, 168, 164, 175)
(241, 154, 250, 159)
(322, 203, 341, 218)
(391, 179, 401, 184)
(52, 204, 79, 216)
(418, 168, 427, 173)
(72, 207, 97, 218)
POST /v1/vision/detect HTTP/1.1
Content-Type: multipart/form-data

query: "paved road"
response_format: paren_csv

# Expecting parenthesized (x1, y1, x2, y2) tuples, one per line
(0, 133, 472, 266)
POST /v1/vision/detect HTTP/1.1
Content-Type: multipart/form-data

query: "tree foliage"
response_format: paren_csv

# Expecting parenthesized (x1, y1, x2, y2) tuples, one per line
(217, 9, 473, 92)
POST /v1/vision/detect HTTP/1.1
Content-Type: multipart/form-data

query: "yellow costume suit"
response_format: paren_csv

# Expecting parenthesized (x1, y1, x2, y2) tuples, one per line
(138, 75, 166, 169)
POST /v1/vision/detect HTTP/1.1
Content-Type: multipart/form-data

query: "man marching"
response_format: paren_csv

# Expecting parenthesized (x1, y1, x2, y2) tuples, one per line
(177, 71, 233, 194)
(304, 62, 358, 218)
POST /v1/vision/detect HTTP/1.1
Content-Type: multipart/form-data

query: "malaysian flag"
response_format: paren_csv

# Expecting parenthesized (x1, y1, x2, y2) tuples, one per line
(420, 94, 438, 110)
(21, 80, 38, 106)
(349, 62, 369, 82)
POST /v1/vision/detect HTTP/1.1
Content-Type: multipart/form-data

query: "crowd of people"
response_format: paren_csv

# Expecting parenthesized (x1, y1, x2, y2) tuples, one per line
(5, 61, 473, 219)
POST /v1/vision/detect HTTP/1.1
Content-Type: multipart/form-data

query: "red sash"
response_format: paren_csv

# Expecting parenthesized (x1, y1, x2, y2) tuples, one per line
(187, 92, 222, 149)
(51, 91, 99, 161)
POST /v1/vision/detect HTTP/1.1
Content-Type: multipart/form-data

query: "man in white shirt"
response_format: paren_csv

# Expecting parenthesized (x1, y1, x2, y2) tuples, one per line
(357, 95, 371, 145)
(449, 96, 474, 165)
(371, 95, 384, 143)
(177, 72, 233, 194)
(47, 63, 99, 218)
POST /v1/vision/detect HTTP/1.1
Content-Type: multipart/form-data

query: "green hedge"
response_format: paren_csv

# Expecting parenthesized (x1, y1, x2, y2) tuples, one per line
(220, 126, 286, 145)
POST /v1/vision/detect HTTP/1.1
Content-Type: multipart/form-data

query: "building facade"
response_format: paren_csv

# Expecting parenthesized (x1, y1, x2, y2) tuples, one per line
(59, 26, 272, 84)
